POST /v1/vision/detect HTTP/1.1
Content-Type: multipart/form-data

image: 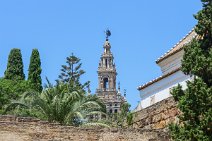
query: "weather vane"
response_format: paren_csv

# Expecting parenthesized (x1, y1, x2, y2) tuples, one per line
(105, 29, 111, 40)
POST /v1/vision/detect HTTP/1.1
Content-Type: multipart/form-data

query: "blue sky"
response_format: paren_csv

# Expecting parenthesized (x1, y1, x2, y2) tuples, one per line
(0, 0, 202, 109)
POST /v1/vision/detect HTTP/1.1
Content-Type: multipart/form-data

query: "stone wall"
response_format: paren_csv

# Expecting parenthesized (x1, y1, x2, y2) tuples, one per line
(0, 97, 177, 141)
(132, 97, 179, 129)
(0, 115, 170, 141)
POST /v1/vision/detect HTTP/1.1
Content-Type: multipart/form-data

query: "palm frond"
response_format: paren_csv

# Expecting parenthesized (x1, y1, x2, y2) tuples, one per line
(86, 111, 107, 116)
(81, 122, 110, 128)
(4, 101, 29, 113)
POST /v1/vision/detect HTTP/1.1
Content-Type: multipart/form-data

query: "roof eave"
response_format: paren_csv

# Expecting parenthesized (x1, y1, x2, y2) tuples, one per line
(137, 68, 181, 90)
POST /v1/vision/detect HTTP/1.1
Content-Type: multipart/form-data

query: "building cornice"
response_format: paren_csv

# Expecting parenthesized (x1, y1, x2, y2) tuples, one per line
(156, 28, 197, 64)
(137, 68, 181, 90)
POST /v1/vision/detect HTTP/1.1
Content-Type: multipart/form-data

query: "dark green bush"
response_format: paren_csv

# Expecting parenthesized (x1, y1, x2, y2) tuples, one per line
(0, 79, 31, 112)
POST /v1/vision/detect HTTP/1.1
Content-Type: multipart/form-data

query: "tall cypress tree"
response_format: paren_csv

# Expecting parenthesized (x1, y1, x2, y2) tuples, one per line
(170, 1, 212, 140)
(28, 49, 42, 92)
(4, 48, 25, 80)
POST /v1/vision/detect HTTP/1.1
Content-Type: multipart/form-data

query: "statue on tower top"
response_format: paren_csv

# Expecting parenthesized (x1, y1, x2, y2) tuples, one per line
(105, 29, 111, 41)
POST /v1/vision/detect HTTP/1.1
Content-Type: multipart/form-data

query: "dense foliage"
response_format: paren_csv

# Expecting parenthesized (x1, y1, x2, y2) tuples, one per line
(0, 79, 31, 112)
(28, 49, 42, 92)
(4, 48, 25, 80)
(169, 0, 212, 140)
(2, 51, 106, 126)
(5, 82, 106, 125)
(108, 102, 131, 127)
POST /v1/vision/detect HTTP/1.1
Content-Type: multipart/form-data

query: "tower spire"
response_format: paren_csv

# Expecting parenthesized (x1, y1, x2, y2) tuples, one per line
(118, 82, 121, 92)
(124, 89, 126, 97)
(103, 30, 111, 54)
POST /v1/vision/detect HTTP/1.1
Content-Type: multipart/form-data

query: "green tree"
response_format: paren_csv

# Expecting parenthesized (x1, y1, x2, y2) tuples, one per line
(58, 53, 90, 88)
(5, 82, 106, 125)
(108, 102, 131, 127)
(169, 1, 212, 140)
(126, 112, 133, 126)
(28, 49, 42, 92)
(4, 48, 25, 80)
(0, 79, 31, 112)
(117, 102, 131, 127)
(0, 86, 8, 113)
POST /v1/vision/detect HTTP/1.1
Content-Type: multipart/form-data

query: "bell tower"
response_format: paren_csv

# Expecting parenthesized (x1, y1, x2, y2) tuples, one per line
(96, 30, 126, 114)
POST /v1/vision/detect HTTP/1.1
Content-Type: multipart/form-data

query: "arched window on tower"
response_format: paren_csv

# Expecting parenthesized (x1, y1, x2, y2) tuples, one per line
(109, 109, 113, 114)
(105, 59, 108, 68)
(103, 78, 109, 90)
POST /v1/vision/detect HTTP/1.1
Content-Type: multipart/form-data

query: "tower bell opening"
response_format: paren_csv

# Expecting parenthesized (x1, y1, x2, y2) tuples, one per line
(103, 78, 109, 89)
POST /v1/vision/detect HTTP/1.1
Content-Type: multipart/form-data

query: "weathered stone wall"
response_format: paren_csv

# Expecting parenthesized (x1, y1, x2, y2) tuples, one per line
(0, 98, 177, 140)
(0, 115, 170, 141)
(132, 97, 179, 129)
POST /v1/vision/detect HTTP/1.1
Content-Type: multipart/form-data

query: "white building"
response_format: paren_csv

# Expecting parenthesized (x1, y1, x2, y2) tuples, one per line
(135, 29, 197, 111)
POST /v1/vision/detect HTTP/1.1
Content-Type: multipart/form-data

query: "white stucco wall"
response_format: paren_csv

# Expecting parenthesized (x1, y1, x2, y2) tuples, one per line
(158, 50, 184, 75)
(137, 70, 191, 110)
(134, 30, 197, 112)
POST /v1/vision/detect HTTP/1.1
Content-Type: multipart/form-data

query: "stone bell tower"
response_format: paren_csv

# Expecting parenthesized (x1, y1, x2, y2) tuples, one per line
(96, 30, 126, 114)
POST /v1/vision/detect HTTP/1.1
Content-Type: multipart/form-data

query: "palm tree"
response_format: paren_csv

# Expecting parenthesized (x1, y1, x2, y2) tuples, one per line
(5, 82, 106, 125)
